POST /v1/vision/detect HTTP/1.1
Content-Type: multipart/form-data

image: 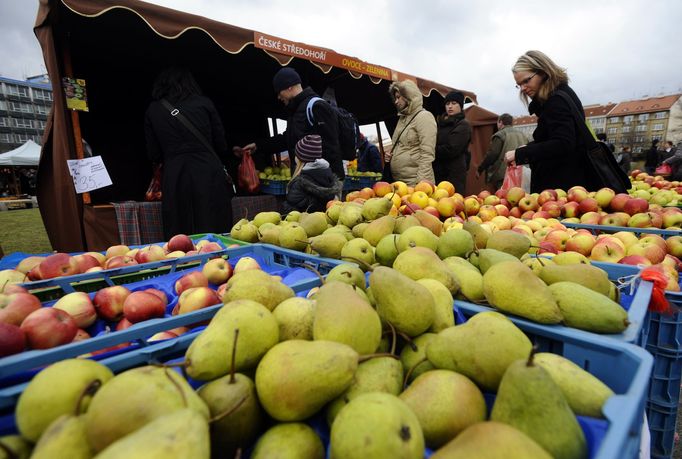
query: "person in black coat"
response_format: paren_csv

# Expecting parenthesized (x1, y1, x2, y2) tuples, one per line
(282, 135, 341, 213)
(357, 133, 382, 173)
(645, 139, 660, 175)
(504, 51, 597, 193)
(433, 91, 472, 195)
(145, 67, 233, 239)
(235, 67, 344, 180)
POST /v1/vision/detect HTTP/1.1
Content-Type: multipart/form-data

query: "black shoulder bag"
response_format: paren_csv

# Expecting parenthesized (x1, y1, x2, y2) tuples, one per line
(382, 109, 425, 182)
(555, 91, 630, 193)
(160, 99, 236, 193)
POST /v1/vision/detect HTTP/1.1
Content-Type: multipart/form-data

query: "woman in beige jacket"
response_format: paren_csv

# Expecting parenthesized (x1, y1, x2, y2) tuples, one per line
(387, 80, 437, 186)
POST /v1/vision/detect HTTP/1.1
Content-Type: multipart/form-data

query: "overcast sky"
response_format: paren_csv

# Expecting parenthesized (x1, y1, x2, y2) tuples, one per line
(1, 0, 681, 118)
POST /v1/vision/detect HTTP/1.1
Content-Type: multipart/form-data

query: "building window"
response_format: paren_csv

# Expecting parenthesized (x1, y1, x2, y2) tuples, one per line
(8, 102, 32, 113)
(635, 125, 648, 132)
(0, 101, 6, 111)
(635, 136, 645, 143)
(5, 84, 29, 97)
(35, 105, 49, 115)
(32, 89, 52, 101)
(623, 115, 634, 124)
(639, 114, 649, 122)
(652, 123, 664, 131)
(609, 117, 620, 123)
(654, 112, 667, 119)
(595, 128, 605, 134)
(0, 118, 8, 127)
(14, 133, 31, 143)
(35, 120, 46, 130)
(622, 126, 631, 133)
(608, 127, 618, 135)
(12, 118, 33, 129)
(652, 135, 662, 141)
(0, 133, 12, 143)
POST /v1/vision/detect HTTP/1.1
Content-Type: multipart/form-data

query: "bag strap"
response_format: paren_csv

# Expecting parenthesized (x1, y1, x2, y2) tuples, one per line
(160, 99, 234, 189)
(553, 90, 598, 149)
(392, 109, 425, 151)
(305, 96, 325, 126)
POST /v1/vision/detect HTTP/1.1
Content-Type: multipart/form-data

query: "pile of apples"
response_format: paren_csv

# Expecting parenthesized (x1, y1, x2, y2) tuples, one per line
(0, 253, 264, 359)
(629, 169, 682, 206)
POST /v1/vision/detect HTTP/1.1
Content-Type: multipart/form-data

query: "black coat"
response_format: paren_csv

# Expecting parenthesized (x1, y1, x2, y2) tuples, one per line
(258, 88, 344, 179)
(282, 166, 340, 213)
(645, 146, 659, 168)
(145, 95, 233, 239)
(434, 113, 471, 195)
(515, 84, 596, 193)
(357, 139, 382, 173)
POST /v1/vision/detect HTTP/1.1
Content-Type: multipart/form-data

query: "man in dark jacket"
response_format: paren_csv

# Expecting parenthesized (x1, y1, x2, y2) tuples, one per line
(644, 139, 659, 175)
(357, 133, 382, 173)
(234, 67, 344, 180)
(433, 91, 471, 195)
(617, 146, 632, 174)
(477, 113, 529, 190)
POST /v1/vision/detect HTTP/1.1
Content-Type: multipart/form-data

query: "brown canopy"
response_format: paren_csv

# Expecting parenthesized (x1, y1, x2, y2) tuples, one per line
(464, 105, 500, 194)
(34, 0, 478, 251)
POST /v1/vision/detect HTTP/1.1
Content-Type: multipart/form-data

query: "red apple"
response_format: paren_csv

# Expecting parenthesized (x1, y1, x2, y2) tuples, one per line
(0, 293, 41, 326)
(627, 242, 666, 264)
(590, 239, 626, 263)
(201, 258, 233, 285)
(619, 255, 653, 266)
(565, 233, 596, 256)
(123, 291, 167, 323)
(174, 271, 209, 295)
(2, 284, 28, 295)
(544, 229, 571, 251)
(93, 285, 132, 321)
(71, 254, 102, 273)
(464, 197, 481, 216)
(105, 245, 130, 259)
(562, 201, 580, 218)
(579, 212, 601, 225)
(623, 198, 649, 216)
(509, 207, 523, 218)
(372, 181, 393, 198)
(626, 213, 654, 228)
(518, 195, 539, 212)
(167, 234, 195, 253)
(216, 283, 228, 301)
(147, 331, 178, 342)
(115, 318, 134, 331)
(72, 329, 91, 342)
(494, 204, 510, 217)
(176, 286, 221, 315)
(578, 198, 599, 215)
(233, 257, 261, 274)
(478, 205, 498, 222)
(538, 189, 558, 205)
(52, 292, 97, 328)
(144, 288, 168, 306)
(567, 186, 589, 203)
(104, 256, 138, 270)
(541, 201, 562, 218)
(665, 236, 682, 258)
(594, 187, 616, 209)
(0, 322, 26, 357)
(609, 194, 631, 212)
(21, 308, 78, 349)
(506, 187, 526, 207)
(31, 253, 79, 280)
(134, 245, 167, 264)
(15, 256, 45, 275)
(198, 242, 223, 254)
(599, 213, 627, 227)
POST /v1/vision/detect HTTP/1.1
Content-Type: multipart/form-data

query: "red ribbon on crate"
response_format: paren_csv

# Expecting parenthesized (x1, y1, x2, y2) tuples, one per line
(640, 267, 673, 314)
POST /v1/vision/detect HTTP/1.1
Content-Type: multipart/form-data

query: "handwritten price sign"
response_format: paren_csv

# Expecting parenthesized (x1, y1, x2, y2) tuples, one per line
(66, 156, 112, 194)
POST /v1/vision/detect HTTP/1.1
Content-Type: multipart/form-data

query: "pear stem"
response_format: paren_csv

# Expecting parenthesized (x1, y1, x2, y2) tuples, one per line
(300, 264, 325, 285)
(387, 321, 397, 356)
(395, 330, 418, 352)
(358, 352, 400, 363)
(0, 441, 17, 459)
(527, 345, 539, 367)
(229, 329, 239, 384)
(164, 367, 188, 408)
(209, 394, 248, 423)
(404, 357, 428, 389)
(339, 256, 374, 272)
(74, 379, 102, 416)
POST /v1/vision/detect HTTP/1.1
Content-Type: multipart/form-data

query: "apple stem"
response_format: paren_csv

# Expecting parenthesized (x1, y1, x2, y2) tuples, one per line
(229, 329, 239, 384)
(74, 379, 103, 415)
(209, 394, 248, 424)
(358, 352, 400, 363)
(526, 345, 539, 367)
(163, 367, 188, 408)
(404, 357, 428, 389)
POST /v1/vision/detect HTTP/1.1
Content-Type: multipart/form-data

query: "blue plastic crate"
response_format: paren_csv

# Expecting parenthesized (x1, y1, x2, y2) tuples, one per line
(645, 346, 682, 409)
(226, 243, 344, 277)
(646, 402, 678, 459)
(259, 179, 288, 195)
(343, 175, 380, 191)
(562, 222, 681, 239)
(645, 311, 682, 354)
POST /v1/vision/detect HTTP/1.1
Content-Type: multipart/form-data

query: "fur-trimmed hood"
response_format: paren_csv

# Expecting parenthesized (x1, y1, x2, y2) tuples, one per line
(389, 80, 424, 116)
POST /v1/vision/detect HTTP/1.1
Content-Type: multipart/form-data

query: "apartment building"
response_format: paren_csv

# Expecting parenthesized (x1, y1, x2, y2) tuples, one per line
(0, 75, 52, 154)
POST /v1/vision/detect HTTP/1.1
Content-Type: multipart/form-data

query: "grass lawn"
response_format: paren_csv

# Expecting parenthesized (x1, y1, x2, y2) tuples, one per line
(0, 208, 53, 256)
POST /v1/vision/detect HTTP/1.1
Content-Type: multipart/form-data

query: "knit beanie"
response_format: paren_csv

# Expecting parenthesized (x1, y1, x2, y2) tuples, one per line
(295, 135, 322, 163)
(272, 67, 302, 93)
(444, 91, 465, 108)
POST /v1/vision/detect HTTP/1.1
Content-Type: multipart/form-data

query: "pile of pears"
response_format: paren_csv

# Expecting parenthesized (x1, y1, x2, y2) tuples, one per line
(4, 261, 616, 458)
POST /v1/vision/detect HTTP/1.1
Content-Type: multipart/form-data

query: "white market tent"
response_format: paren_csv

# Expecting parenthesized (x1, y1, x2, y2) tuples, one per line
(0, 140, 41, 166)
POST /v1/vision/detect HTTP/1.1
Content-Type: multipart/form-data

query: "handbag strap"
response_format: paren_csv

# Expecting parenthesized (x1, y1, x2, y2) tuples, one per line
(392, 109, 425, 150)
(553, 90, 599, 150)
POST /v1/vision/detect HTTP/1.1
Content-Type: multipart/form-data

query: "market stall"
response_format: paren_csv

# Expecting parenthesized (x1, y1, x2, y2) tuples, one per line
(34, 0, 479, 251)
(464, 104, 500, 194)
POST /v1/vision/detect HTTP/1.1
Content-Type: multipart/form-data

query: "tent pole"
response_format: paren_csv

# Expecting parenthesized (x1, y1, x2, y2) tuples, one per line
(375, 122, 385, 162)
(62, 47, 91, 205)
(271, 117, 281, 167)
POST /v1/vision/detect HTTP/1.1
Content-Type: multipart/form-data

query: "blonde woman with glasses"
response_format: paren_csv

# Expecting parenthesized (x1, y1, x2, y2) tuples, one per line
(504, 50, 597, 193)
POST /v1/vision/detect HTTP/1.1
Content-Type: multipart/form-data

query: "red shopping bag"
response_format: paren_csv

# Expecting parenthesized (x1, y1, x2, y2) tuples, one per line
(144, 164, 162, 201)
(238, 151, 260, 193)
(501, 165, 523, 191)
(655, 163, 672, 176)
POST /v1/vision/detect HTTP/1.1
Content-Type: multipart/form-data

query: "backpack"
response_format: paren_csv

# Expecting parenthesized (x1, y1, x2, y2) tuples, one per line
(306, 96, 361, 161)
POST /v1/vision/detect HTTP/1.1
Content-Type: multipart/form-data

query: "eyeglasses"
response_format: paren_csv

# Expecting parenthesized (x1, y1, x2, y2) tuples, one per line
(515, 73, 537, 89)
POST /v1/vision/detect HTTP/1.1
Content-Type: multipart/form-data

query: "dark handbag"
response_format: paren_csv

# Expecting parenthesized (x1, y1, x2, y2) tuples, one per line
(160, 99, 236, 193)
(555, 91, 630, 193)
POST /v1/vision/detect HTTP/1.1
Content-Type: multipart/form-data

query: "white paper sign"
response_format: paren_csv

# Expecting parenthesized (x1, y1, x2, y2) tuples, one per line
(66, 156, 113, 193)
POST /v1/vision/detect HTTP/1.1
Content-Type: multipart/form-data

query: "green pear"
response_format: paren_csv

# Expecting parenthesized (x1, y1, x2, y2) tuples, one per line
(257, 224, 281, 245)
(436, 229, 475, 259)
(251, 423, 325, 459)
(341, 238, 375, 267)
(534, 352, 614, 418)
(413, 210, 443, 236)
(485, 230, 531, 258)
(393, 247, 459, 293)
(326, 202, 343, 224)
(326, 263, 366, 290)
(375, 234, 400, 267)
(395, 214, 421, 233)
(416, 279, 455, 332)
(85, 367, 209, 452)
(326, 356, 404, 425)
(443, 257, 485, 301)
(397, 226, 439, 252)
(299, 212, 328, 237)
(491, 354, 587, 459)
(278, 222, 308, 251)
(552, 251, 591, 265)
(483, 261, 563, 324)
(474, 248, 520, 273)
(400, 370, 486, 448)
(462, 221, 490, 249)
(309, 233, 347, 259)
(224, 270, 295, 310)
(362, 215, 396, 246)
(370, 266, 435, 337)
(426, 312, 532, 391)
(255, 340, 358, 421)
(16, 359, 113, 443)
(539, 263, 612, 296)
(230, 219, 259, 242)
(522, 255, 555, 275)
(186, 299, 279, 381)
(351, 222, 370, 238)
(94, 409, 209, 459)
(285, 210, 302, 222)
(400, 333, 437, 383)
(430, 422, 552, 459)
(313, 281, 382, 354)
(339, 203, 364, 228)
(253, 211, 282, 227)
(273, 297, 316, 340)
(324, 224, 354, 240)
(330, 392, 424, 459)
(548, 282, 628, 333)
(198, 372, 262, 457)
(30, 415, 91, 459)
(0, 435, 31, 459)
(362, 197, 393, 221)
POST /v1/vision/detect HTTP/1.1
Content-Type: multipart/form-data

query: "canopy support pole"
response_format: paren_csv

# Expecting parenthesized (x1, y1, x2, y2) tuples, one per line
(375, 122, 385, 164)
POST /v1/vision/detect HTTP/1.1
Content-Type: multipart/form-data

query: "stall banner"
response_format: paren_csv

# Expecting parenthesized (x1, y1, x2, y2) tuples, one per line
(62, 77, 89, 112)
(254, 32, 391, 81)
(66, 156, 112, 193)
